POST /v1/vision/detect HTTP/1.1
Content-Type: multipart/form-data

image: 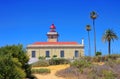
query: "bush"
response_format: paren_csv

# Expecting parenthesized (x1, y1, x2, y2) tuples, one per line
(70, 59, 92, 73)
(96, 51, 102, 56)
(100, 56, 108, 62)
(115, 58, 120, 64)
(56, 67, 82, 79)
(32, 68, 50, 74)
(49, 58, 70, 65)
(38, 56, 46, 60)
(52, 55, 57, 58)
(92, 56, 102, 62)
(32, 58, 70, 67)
(101, 54, 120, 62)
(32, 60, 49, 67)
(89, 58, 120, 79)
(102, 70, 115, 79)
(108, 54, 120, 60)
(83, 56, 92, 62)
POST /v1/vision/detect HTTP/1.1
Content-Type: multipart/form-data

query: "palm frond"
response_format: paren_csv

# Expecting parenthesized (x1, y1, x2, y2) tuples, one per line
(102, 29, 118, 42)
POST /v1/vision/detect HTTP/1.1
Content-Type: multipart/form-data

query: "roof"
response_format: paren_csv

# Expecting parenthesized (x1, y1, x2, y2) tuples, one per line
(32, 42, 78, 45)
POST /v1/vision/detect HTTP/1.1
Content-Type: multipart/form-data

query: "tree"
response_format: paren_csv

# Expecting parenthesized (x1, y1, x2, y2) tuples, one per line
(0, 44, 32, 78)
(96, 51, 102, 56)
(102, 29, 118, 55)
(0, 44, 29, 65)
(0, 54, 26, 79)
(86, 25, 91, 56)
(90, 11, 98, 55)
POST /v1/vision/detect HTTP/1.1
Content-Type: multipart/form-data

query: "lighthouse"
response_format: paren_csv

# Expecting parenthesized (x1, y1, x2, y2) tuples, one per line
(27, 23, 84, 64)
(47, 24, 59, 42)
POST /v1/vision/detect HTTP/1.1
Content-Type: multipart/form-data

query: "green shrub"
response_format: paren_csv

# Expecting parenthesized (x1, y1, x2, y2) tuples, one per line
(105, 59, 116, 67)
(101, 56, 108, 62)
(101, 54, 120, 62)
(89, 63, 117, 79)
(32, 60, 49, 67)
(56, 66, 80, 79)
(70, 59, 92, 73)
(49, 58, 70, 65)
(52, 55, 57, 58)
(83, 56, 92, 62)
(115, 58, 120, 64)
(108, 54, 120, 60)
(102, 70, 115, 79)
(96, 51, 102, 56)
(32, 58, 70, 67)
(38, 56, 46, 60)
(92, 56, 102, 62)
(32, 68, 50, 74)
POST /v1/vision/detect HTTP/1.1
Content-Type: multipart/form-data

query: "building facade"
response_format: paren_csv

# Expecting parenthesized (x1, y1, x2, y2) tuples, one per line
(27, 24, 84, 60)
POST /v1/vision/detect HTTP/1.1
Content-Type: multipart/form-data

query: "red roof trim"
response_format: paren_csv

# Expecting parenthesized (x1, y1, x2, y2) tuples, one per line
(33, 42, 78, 45)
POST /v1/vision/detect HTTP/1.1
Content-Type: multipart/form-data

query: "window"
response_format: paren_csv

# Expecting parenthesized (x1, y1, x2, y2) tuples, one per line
(46, 51, 50, 57)
(32, 51, 36, 58)
(75, 50, 79, 57)
(60, 50, 64, 57)
(51, 36, 54, 39)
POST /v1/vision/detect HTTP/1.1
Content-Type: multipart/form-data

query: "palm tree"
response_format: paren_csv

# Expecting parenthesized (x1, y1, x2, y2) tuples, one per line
(102, 29, 118, 55)
(90, 11, 98, 55)
(86, 25, 91, 56)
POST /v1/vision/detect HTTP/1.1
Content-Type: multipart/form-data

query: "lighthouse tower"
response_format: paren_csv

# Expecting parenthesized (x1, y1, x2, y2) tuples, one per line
(47, 24, 59, 42)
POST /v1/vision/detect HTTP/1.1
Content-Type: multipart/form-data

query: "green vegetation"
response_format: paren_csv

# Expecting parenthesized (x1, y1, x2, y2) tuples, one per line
(89, 67, 116, 79)
(70, 59, 92, 73)
(49, 58, 70, 65)
(56, 55, 120, 79)
(32, 60, 49, 67)
(39, 56, 46, 60)
(0, 54, 26, 79)
(92, 54, 120, 62)
(89, 58, 120, 79)
(92, 56, 102, 62)
(102, 29, 118, 55)
(32, 58, 70, 67)
(102, 70, 115, 79)
(52, 55, 57, 58)
(32, 68, 51, 74)
(0, 44, 33, 79)
(96, 51, 102, 56)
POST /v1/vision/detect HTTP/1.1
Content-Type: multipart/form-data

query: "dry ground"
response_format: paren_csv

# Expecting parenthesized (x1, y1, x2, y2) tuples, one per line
(32, 64, 69, 79)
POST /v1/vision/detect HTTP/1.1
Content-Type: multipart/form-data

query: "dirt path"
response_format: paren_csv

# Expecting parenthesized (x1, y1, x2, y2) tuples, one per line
(32, 64, 69, 79)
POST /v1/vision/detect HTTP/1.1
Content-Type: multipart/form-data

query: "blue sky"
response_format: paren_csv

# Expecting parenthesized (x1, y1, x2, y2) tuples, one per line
(0, 0, 120, 56)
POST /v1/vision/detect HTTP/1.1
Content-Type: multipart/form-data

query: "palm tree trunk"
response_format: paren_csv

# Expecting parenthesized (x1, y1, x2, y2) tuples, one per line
(93, 19, 96, 55)
(88, 31, 91, 56)
(108, 40, 111, 55)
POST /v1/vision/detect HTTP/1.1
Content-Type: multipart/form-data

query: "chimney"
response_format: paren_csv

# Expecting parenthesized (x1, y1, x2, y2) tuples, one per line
(82, 39, 84, 45)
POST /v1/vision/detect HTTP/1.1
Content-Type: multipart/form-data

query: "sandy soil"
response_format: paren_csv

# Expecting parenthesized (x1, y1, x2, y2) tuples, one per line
(32, 64, 69, 79)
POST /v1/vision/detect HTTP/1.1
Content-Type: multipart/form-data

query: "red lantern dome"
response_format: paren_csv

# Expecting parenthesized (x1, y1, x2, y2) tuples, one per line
(50, 24, 56, 29)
